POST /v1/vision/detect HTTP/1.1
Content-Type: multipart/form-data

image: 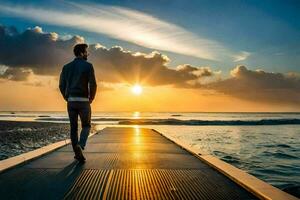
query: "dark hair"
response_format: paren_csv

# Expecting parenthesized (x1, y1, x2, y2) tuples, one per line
(73, 43, 88, 57)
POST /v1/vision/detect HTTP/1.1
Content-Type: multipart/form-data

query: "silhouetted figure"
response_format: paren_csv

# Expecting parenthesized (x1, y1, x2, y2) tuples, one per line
(59, 43, 97, 162)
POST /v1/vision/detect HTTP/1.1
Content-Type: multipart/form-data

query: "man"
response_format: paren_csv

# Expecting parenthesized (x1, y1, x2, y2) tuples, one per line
(59, 43, 97, 162)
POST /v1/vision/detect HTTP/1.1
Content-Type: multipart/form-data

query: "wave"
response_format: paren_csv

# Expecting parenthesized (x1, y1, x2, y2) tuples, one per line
(118, 118, 300, 126)
(34, 117, 300, 125)
(35, 117, 129, 121)
(263, 144, 292, 148)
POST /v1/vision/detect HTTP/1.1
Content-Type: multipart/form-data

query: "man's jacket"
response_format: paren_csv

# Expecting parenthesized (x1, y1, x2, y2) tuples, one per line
(59, 57, 97, 101)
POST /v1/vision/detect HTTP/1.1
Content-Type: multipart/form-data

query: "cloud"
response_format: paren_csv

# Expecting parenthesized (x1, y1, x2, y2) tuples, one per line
(233, 51, 251, 62)
(0, 65, 8, 74)
(0, 25, 84, 76)
(89, 45, 216, 86)
(206, 65, 300, 105)
(0, 67, 32, 81)
(2, 25, 299, 105)
(0, 1, 235, 61)
(176, 65, 213, 77)
(0, 25, 215, 87)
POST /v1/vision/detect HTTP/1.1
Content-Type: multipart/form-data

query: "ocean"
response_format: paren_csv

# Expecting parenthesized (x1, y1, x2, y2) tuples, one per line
(0, 111, 299, 195)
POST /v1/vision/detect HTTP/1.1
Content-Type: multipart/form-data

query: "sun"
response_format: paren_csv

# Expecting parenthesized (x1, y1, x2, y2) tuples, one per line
(131, 84, 143, 95)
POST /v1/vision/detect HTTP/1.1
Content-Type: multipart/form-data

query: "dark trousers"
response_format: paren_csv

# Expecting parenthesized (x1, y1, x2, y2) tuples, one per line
(67, 101, 91, 152)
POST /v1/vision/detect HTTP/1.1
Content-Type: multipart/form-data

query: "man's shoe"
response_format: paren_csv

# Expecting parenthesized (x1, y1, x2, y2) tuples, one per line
(74, 155, 85, 162)
(74, 145, 86, 162)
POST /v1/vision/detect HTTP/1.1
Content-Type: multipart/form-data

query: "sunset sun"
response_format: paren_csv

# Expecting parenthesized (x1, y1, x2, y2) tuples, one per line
(131, 84, 143, 95)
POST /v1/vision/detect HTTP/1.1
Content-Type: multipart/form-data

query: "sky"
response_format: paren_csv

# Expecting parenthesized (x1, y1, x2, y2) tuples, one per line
(0, 0, 300, 112)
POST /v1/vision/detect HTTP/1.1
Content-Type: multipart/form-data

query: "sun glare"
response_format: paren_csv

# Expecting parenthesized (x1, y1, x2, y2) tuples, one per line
(131, 84, 143, 95)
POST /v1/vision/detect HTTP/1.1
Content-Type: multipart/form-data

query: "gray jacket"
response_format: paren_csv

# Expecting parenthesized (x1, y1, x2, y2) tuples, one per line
(59, 58, 97, 101)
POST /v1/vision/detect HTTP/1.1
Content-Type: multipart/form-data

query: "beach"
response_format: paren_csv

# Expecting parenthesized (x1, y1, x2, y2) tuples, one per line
(0, 120, 95, 160)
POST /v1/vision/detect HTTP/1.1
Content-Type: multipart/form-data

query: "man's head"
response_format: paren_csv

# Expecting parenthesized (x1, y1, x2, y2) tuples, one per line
(73, 43, 89, 60)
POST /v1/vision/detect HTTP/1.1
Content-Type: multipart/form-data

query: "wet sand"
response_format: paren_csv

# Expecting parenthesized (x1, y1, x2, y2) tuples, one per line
(0, 121, 95, 160)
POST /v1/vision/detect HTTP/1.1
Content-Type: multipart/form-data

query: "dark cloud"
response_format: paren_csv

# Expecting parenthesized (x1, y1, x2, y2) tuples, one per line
(0, 25, 214, 87)
(176, 64, 213, 77)
(0, 25, 83, 76)
(206, 66, 300, 105)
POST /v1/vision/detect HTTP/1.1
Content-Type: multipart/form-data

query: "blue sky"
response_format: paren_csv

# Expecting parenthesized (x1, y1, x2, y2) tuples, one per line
(0, 0, 300, 75)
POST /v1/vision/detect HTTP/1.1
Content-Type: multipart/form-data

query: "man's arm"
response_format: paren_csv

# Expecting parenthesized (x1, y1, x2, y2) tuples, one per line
(59, 66, 68, 101)
(88, 64, 97, 103)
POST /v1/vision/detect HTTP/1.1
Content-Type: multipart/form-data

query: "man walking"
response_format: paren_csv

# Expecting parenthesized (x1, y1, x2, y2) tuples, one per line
(59, 43, 97, 162)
